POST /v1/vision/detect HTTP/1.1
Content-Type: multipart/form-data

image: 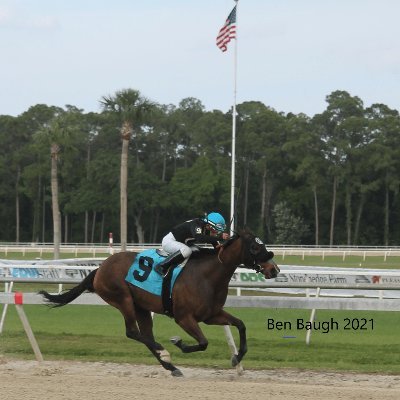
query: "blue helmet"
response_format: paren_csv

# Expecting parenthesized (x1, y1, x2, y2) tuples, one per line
(204, 212, 226, 232)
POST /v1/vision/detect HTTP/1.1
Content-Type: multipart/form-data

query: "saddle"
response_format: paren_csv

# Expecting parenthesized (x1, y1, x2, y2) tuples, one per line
(125, 247, 210, 318)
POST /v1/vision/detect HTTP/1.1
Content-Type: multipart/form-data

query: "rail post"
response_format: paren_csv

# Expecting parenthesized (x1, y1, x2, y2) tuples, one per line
(109, 232, 114, 255)
(14, 292, 44, 362)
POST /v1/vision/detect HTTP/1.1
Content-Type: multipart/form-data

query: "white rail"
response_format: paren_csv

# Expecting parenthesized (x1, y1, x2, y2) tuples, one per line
(1, 292, 399, 311)
(2, 261, 400, 295)
(2, 243, 400, 259)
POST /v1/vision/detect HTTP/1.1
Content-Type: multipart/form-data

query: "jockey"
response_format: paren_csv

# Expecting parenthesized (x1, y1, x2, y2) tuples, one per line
(155, 212, 230, 276)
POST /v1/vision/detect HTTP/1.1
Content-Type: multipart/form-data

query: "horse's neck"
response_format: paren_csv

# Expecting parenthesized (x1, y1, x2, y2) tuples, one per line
(211, 245, 242, 283)
(189, 245, 242, 282)
(193, 252, 237, 283)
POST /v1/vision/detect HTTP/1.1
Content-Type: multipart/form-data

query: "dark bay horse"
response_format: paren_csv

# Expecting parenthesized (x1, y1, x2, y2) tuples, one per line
(39, 228, 279, 376)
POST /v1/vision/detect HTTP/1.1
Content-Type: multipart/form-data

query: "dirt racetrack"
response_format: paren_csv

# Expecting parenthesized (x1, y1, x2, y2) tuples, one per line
(1, 358, 400, 400)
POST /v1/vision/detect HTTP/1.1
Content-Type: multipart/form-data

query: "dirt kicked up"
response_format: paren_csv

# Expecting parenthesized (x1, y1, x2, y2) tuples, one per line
(1, 358, 400, 400)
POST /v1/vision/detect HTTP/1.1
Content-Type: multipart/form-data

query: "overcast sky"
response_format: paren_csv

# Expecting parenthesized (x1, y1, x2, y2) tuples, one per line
(1, 0, 399, 117)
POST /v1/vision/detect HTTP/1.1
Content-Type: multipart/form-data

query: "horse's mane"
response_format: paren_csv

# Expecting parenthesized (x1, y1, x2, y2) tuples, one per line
(190, 247, 218, 259)
(194, 229, 252, 254)
(190, 228, 254, 261)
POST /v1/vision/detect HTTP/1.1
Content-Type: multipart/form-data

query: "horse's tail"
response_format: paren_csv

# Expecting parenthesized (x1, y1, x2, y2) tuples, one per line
(39, 269, 97, 307)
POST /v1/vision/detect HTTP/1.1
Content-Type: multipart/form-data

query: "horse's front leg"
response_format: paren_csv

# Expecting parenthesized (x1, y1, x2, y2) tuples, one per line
(204, 310, 247, 366)
(171, 315, 209, 353)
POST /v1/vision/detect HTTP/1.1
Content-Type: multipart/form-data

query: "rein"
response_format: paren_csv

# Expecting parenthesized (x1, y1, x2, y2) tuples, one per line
(217, 246, 224, 264)
(216, 233, 238, 265)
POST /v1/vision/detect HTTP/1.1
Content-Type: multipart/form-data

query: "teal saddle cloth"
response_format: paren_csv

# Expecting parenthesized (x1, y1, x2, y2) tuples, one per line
(125, 249, 183, 296)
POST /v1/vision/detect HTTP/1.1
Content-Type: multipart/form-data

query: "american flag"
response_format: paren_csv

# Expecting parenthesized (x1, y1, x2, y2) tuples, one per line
(216, 5, 237, 52)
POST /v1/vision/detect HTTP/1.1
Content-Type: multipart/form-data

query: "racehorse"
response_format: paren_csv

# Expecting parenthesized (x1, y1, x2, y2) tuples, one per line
(39, 228, 280, 377)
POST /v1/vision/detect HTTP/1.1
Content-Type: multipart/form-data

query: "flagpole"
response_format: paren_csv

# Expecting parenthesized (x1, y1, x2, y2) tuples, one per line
(230, 0, 238, 233)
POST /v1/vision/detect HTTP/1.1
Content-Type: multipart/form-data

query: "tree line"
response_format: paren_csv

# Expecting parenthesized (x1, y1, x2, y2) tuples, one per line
(1, 89, 399, 247)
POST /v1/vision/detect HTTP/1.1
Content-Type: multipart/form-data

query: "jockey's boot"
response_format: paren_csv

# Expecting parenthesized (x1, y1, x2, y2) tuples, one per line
(155, 250, 185, 276)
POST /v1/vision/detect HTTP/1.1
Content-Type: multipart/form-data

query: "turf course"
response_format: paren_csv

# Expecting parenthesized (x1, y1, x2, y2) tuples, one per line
(1, 252, 399, 373)
(1, 305, 399, 373)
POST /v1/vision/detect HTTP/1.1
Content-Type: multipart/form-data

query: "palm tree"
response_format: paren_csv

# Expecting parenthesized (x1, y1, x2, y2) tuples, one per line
(33, 107, 84, 258)
(100, 89, 154, 251)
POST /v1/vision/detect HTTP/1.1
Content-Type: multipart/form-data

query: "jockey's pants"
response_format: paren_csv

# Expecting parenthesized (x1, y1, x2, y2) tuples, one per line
(161, 232, 193, 258)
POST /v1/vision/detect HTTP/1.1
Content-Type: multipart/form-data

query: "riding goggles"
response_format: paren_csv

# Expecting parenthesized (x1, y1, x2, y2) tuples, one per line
(209, 222, 226, 232)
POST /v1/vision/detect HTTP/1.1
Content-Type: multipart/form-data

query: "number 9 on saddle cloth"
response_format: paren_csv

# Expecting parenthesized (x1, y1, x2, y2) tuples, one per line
(125, 247, 196, 297)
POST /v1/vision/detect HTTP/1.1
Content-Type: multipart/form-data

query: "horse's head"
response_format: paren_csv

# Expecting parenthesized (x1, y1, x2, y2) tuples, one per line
(238, 228, 280, 279)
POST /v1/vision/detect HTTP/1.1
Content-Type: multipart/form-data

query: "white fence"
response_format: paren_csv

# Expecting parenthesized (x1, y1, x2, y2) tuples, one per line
(1, 292, 400, 311)
(2, 258, 400, 299)
(2, 258, 400, 291)
(2, 243, 400, 260)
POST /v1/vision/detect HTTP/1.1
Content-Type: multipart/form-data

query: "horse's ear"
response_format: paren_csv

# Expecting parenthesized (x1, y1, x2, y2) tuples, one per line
(240, 226, 252, 235)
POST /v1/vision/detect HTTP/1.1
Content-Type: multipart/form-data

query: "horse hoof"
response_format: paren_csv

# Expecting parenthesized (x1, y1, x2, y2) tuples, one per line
(231, 355, 239, 367)
(170, 336, 182, 345)
(171, 369, 183, 377)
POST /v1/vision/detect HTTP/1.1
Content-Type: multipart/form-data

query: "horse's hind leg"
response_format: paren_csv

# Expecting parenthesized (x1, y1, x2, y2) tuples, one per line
(171, 315, 209, 353)
(135, 306, 183, 377)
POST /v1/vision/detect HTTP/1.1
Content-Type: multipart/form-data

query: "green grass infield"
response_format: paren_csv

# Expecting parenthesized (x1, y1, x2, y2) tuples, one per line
(1, 305, 399, 373)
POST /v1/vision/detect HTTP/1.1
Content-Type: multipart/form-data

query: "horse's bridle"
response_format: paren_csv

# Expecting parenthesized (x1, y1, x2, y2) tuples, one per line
(217, 233, 275, 273)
